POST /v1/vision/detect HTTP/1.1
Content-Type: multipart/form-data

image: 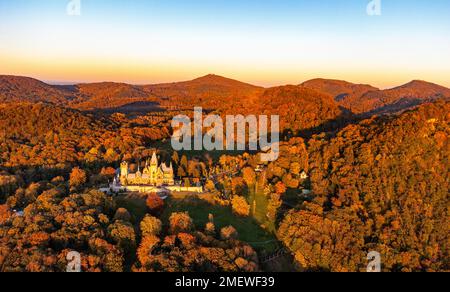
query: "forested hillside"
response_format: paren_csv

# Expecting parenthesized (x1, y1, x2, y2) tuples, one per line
(301, 78, 450, 115)
(278, 101, 449, 272)
(0, 76, 72, 105)
(257, 85, 344, 135)
(0, 103, 170, 168)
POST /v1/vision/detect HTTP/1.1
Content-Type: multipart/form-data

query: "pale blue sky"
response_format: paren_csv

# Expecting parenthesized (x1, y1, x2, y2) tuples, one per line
(0, 0, 449, 87)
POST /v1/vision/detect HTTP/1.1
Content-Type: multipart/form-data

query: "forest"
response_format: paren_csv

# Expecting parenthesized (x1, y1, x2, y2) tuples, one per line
(0, 75, 448, 272)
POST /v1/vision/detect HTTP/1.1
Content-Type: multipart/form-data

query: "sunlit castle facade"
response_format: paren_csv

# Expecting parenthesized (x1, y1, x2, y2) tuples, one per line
(119, 152, 175, 186)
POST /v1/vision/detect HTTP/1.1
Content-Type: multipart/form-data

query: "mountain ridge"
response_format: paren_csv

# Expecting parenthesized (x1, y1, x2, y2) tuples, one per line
(1, 74, 449, 114)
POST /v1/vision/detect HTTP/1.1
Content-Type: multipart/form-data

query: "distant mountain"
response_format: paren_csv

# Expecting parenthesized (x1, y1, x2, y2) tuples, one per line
(256, 85, 343, 134)
(301, 78, 450, 115)
(0, 74, 264, 112)
(301, 78, 378, 102)
(0, 76, 156, 111)
(0, 75, 71, 105)
(357, 80, 450, 114)
(145, 74, 262, 93)
(1, 75, 449, 116)
(69, 82, 153, 110)
(143, 74, 264, 111)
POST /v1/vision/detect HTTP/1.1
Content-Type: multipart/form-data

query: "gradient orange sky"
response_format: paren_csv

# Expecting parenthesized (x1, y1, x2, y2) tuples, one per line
(1, 1, 449, 88)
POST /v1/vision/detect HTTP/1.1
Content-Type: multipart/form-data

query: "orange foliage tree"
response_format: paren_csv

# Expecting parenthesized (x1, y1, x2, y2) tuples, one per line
(146, 193, 164, 216)
(231, 196, 250, 217)
(169, 212, 194, 234)
(140, 215, 162, 237)
(69, 167, 87, 189)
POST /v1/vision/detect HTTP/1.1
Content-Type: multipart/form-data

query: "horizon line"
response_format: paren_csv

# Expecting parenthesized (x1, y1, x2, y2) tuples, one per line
(1, 73, 445, 91)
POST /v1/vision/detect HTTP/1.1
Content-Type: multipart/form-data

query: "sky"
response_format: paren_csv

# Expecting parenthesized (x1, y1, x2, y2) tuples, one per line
(0, 0, 449, 88)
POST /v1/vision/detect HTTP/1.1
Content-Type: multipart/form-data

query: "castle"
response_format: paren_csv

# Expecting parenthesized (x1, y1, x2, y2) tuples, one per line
(119, 152, 175, 186)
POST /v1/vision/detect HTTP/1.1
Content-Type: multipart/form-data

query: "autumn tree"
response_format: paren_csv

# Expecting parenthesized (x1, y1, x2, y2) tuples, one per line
(220, 226, 238, 240)
(205, 213, 215, 235)
(0, 204, 11, 224)
(136, 235, 160, 266)
(231, 177, 246, 195)
(146, 193, 164, 215)
(205, 179, 216, 192)
(100, 167, 117, 178)
(169, 212, 194, 234)
(108, 220, 136, 252)
(0, 173, 22, 202)
(231, 196, 250, 217)
(140, 215, 162, 237)
(278, 209, 365, 272)
(104, 148, 119, 163)
(172, 151, 180, 166)
(69, 167, 87, 190)
(267, 193, 282, 223)
(114, 208, 132, 222)
(242, 167, 256, 187)
(274, 181, 287, 195)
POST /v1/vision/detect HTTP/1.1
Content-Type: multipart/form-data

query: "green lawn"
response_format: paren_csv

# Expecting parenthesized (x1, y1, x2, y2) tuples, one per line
(162, 196, 279, 253)
(115, 194, 148, 225)
(247, 186, 275, 232)
(151, 139, 246, 161)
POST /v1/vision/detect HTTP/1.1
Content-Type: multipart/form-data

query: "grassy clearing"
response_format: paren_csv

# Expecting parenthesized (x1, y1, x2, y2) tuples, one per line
(114, 193, 148, 225)
(162, 196, 279, 253)
(114, 192, 282, 253)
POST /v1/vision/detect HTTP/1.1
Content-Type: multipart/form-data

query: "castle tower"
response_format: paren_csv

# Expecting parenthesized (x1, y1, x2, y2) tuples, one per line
(136, 163, 142, 177)
(120, 161, 129, 177)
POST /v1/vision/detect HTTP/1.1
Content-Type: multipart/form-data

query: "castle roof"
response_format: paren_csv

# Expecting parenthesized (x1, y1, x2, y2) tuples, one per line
(161, 163, 173, 173)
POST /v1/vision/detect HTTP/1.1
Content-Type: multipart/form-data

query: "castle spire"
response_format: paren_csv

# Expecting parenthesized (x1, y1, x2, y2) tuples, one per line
(151, 151, 158, 165)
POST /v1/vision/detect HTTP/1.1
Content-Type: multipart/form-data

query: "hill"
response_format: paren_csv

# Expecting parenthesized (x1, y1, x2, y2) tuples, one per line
(0, 76, 155, 110)
(301, 78, 378, 102)
(256, 85, 343, 135)
(356, 80, 450, 114)
(279, 100, 450, 272)
(143, 74, 264, 112)
(0, 75, 72, 105)
(0, 103, 117, 167)
(69, 82, 154, 110)
(0, 74, 264, 112)
(0, 103, 171, 168)
(1, 75, 449, 117)
(301, 78, 450, 115)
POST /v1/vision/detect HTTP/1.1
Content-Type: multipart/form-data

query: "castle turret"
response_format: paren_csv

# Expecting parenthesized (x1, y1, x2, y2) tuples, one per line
(120, 161, 129, 178)
(136, 163, 142, 177)
(151, 151, 158, 166)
